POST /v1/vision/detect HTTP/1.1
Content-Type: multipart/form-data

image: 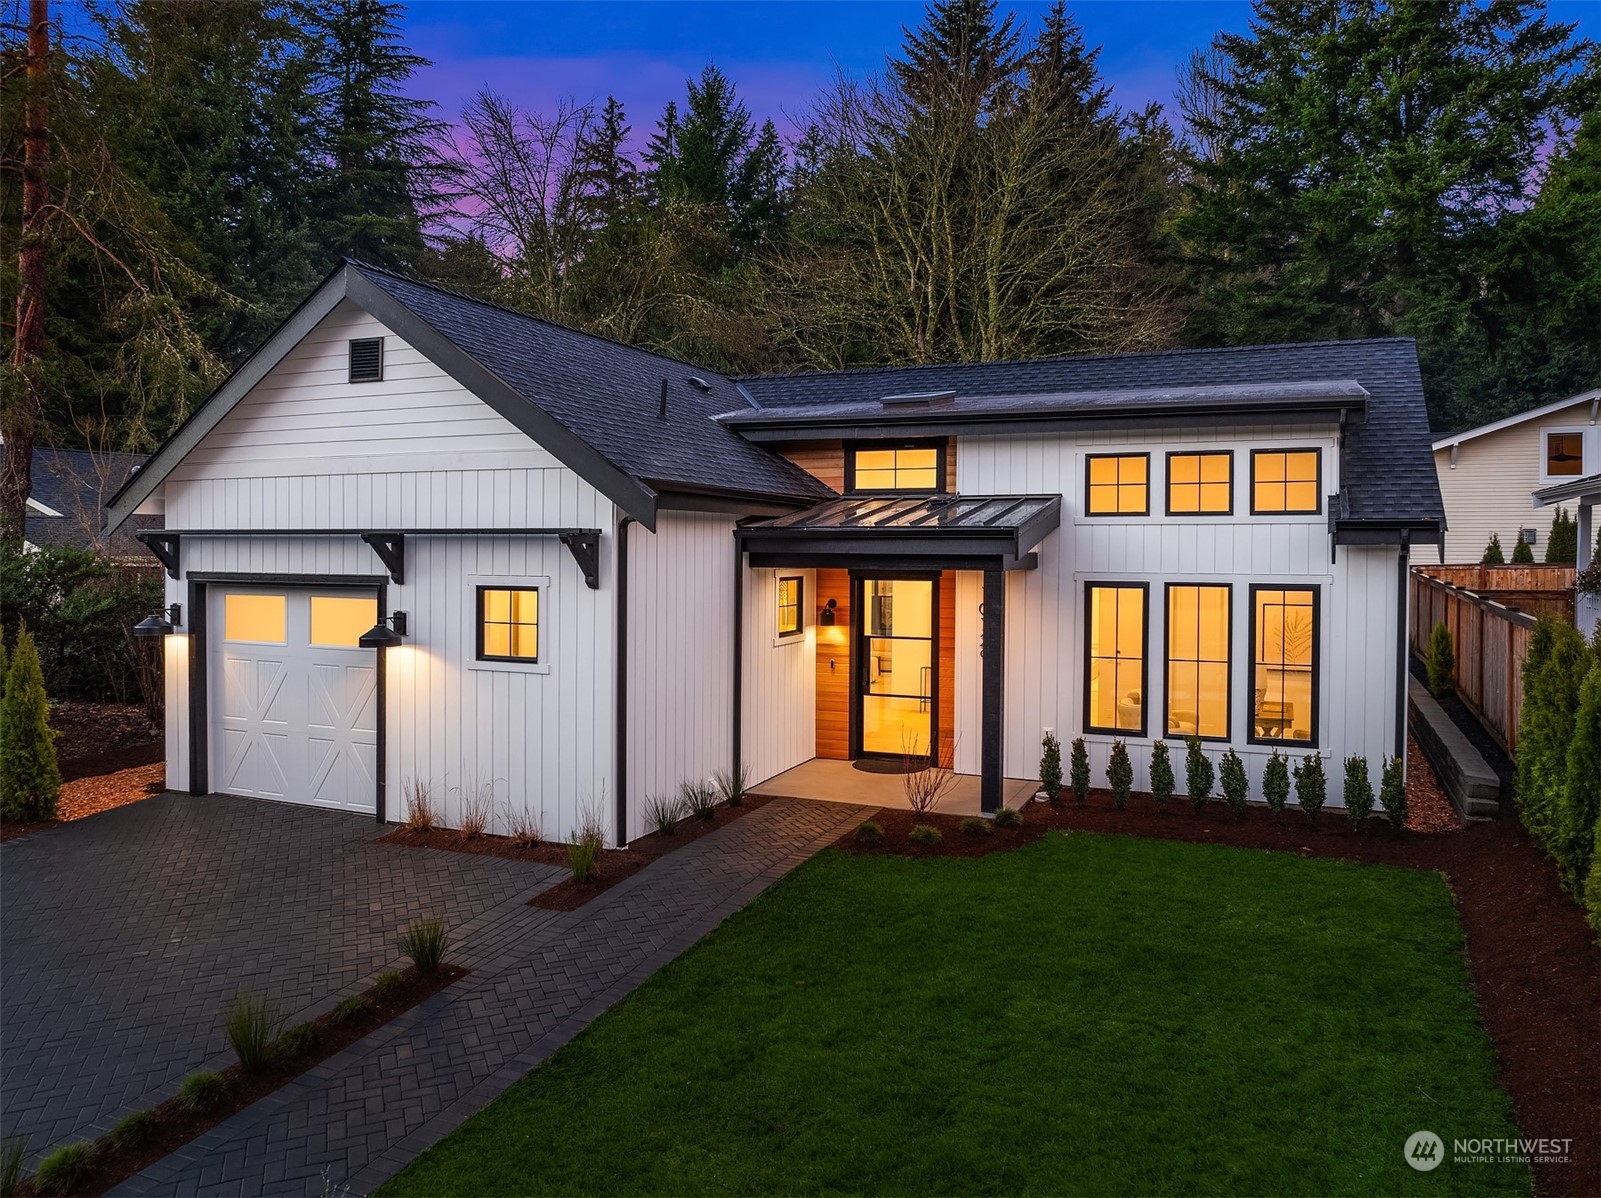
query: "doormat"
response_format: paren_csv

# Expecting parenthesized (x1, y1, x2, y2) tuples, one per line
(853, 758, 921, 775)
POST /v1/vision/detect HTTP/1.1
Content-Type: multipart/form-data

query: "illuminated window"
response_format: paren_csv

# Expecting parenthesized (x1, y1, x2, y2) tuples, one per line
(1086, 454, 1149, 515)
(1166, 585, 1230, 739)
(1251, 450, 1320, 514)
(777, 575, 803, 638)
(848, 444, 943, 491)
(224, 594, 286, 643)
(1546, 431, 1584, 477)
(479, 587, 539, 662)
(1167, 452, 1232, 514)
(310, 596, 378, 648)
(1251, 587, 1317, 746)
(1085, 584, 1147, 734)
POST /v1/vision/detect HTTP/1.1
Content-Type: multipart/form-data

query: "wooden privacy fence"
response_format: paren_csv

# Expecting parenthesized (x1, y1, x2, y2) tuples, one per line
(1410, 569, 1535, 753)
(1413, 563, 1575, 624)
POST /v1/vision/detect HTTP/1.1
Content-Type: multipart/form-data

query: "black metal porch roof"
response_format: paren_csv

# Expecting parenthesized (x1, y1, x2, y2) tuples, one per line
(736, 493, 1061, 568)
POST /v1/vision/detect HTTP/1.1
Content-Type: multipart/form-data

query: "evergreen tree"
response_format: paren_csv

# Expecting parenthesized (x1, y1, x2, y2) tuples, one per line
(675, 65, 755, 210)
(1483, 533, 1506, 564)
(305, 0, 440, 269)
(644, 100, 682, 203)
(1025, 1, 1109, 124)
(1560, 664, 1601, 902)
(0, 623, 60, 823)
(892, 0, 1024, 115)
(577, 96, 640, 224)
(1547, 507, 1578, 563)
(1513, 531, 1536, 563)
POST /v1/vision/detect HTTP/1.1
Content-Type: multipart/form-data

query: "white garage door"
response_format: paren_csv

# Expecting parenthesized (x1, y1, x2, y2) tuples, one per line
(211, 587, 380, 812)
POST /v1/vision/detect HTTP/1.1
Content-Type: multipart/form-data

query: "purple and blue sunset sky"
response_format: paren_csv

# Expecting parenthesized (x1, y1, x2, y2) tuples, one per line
(403, 0, 1601, 146)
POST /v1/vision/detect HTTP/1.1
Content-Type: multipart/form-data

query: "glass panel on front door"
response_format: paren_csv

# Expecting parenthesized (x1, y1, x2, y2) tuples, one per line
(859, 578, 935, 758)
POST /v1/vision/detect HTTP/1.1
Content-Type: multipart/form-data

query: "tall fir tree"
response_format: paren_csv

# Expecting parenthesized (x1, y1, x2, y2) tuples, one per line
(577, 96, 640, 224)
(892, 0, 1023, 115)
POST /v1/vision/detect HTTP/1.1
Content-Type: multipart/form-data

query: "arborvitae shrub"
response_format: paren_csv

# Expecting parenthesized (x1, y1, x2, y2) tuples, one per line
(1482, 533, 1505, 564)
(1426, 622, 1455, 699)
(0, 624, 60, 822)
(1344, 756, 1375, 830)
(1263, 750, 1290, 820)
(1107, 739, 1133, 810)
(1184, 736, 1213, 812)
(1516, 619, 1589, 858)
(1069, 737, 1090, 806)
(1219, 748, 1248, 820)
(1380, 755, 1407, 832)
(1039, 731, 1063, 803)
(1149, 740, 1174, 811)
(1557, 665, 1601, 902)
(1294, 754, 1327, 824)
(1511, 531, 1535, 563)
(1546, 506, 1577, 564)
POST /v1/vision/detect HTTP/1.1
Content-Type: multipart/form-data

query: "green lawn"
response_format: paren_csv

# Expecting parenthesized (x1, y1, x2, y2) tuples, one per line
(382, 833, 1527, 1196)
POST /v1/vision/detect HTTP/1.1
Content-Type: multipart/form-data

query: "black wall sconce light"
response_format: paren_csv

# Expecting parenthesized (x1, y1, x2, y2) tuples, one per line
(134, 603, 183, 637)
(819, 598, 838, 626)
(358, 610, 409, 648)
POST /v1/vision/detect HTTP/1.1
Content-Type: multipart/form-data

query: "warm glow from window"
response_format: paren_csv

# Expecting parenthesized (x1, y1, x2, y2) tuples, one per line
(1253, 588, 1315, 745)
(1087, 455, 1148, 515)
(310, 596, 378, 647)
(1546, 432, 1583, 477)
(777, 576, 802, 638)
(480, 588, 539, 661)
(1087, 585, 1145, 732)
(1168, 452, 1232, 514)
(1167, 585, 1230, 738)
(224, 594, 286, 643)
(1252, 450, 1320, 513)
(852, 446, 940, 491)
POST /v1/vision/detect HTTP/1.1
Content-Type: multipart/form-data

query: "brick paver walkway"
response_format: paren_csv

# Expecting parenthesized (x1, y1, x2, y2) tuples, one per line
(114, 796, 868, 1197)
(0, 795, 556, 1156)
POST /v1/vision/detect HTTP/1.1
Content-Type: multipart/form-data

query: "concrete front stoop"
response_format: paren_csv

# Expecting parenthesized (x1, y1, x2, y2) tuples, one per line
(1409, 687, 1501, 822)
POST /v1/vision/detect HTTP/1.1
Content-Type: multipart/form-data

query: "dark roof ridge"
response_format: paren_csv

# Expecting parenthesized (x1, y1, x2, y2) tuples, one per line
(735, 336, 1419, 384)
(342, 258, 734, 382)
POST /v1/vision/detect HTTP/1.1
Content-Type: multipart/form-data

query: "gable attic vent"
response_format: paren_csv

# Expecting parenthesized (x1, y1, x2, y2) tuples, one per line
(881, 389, 956, 409)
(349, 337, 384, 383)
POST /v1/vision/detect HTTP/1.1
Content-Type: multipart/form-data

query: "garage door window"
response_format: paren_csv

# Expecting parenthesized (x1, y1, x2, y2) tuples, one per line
(310, 596, 379, 647)
(479, 587, 539, 662)
(224, 594, 286, 643)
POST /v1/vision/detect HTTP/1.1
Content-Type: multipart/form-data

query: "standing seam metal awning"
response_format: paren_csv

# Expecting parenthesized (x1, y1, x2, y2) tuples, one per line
(735, 494, 1061, 567)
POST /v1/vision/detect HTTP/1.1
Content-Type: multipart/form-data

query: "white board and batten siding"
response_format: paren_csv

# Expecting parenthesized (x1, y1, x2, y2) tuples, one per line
(159, 300, 621, 844)
(741, 565, 817, 787)
(953, 426, 1401, 805)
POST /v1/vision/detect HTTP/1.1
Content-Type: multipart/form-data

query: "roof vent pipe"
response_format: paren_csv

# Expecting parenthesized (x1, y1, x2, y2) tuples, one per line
(659, 378, 668, 421)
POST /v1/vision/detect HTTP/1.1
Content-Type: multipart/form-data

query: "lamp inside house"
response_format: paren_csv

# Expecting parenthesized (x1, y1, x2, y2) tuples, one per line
(134, 603, 182, 637)
(819, 597, 838, 626)
(358, 610, 409, 648)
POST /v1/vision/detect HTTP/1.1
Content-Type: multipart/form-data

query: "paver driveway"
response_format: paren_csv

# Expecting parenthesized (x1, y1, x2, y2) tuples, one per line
(0, 794, 556, 1155)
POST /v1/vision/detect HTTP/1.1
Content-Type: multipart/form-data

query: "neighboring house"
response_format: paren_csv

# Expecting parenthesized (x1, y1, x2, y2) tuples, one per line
(1533, 472, 1600, 634)
(12, 443, 157, 559)
(1432, 390, 1601, 563)
(106, 261, 1445, 845)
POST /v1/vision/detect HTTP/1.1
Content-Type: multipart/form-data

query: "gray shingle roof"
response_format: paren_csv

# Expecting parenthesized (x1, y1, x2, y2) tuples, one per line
(735, 339, 1445, 527)
(351, 265, 834, 505)
(26, 448, 157, 556)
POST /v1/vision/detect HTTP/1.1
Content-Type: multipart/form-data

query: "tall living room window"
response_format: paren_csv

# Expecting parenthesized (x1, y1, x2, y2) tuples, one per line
(1166, 584, 1230, 740)
(1250, 586, 1317, 746)
(1085, 584, 1147, 734)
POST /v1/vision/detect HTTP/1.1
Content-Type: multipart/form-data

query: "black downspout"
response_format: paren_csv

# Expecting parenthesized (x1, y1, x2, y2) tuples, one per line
(615, 516, 634, 847)
(732, 534, 743, 788)
(1396, 529, 1411, 763)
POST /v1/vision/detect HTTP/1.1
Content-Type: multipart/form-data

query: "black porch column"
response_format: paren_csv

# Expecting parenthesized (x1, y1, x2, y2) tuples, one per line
(981, 567, 1005, 813)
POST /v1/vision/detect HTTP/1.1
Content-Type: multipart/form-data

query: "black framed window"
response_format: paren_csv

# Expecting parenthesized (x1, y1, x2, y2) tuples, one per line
(1251, 449, 1321, 514)
(1165, 584, 1230, 740)
(1249, 586, 1317, 746)
(1167, 452, 1233, 515)
(478, 586, 539, 662)
(1085, 453, 1149, 516)
(349, 337, 384, 383)
(1085, 583, 1148, 734)
(777, 575, 803, 638)
(846, 442, 945, 492)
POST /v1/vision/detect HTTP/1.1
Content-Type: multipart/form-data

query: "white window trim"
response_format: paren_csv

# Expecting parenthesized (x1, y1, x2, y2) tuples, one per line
(772, 570, 807, 648)
(467, 574, 551, 675)
(1539, 425, 1591, 484)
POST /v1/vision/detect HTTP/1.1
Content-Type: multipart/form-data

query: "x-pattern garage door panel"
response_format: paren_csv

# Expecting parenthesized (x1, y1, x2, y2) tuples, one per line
(211, 589, 379, 813)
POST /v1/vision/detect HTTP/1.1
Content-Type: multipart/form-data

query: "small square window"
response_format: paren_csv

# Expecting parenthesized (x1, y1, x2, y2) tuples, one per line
(847, 444, 943, 492)
(1546, 431, 1584, 477)
(1167, 452, 1232, 514)
(1251, 449, 1321, 514)
(1085, 454, 1149, 516)
(478, 587, 539, 662)
(777, 576, 803, 638)
(349, 337, 384, 383)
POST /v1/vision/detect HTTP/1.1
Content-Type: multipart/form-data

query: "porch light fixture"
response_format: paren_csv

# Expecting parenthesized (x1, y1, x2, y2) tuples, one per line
(358, 610, 409, 648)
(819, 598, 838, 626)
(134, 603, 182, 637)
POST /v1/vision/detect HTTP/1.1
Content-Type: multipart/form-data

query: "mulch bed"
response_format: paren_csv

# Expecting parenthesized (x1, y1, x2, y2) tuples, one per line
(52, 702, 163, 781)
(379, 794, 775, 911)
(23, 964, 466, 1198)
(834, 750, 1598, 1196)
(1, 763, 166, 843)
